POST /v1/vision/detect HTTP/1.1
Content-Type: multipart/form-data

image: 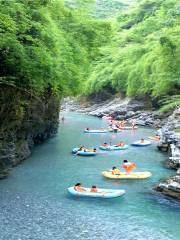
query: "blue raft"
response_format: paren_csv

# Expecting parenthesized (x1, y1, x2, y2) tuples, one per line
(84, 129, 109, 133)
(131, 140, 151, 147)
(99, 145, 129, 151)
(68, 187, 126, 198)
(72, 148, 97, 156)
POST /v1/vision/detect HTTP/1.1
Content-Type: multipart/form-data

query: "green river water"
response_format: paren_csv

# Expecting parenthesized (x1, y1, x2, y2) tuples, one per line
(0, 112, 180, 240)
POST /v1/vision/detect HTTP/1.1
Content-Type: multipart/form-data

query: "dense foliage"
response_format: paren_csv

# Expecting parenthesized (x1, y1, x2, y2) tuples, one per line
(85, 0, 180, 110)
(0, 0, 111, 97)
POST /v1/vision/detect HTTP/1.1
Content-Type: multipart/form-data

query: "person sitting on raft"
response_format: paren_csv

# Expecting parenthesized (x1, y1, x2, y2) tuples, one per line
(101, 142, 109, 147)
(122, 160, 136, 174)
(90, 185, 98, 193)
(140, 138, 145, 143)
(115, 142, 125, 147)
(112, 166, 121, 175)
(86, 128, 90, 131)
(74, 183, 86, 192)
(87, 148, 97, 152)
(79, 146, 86, 151)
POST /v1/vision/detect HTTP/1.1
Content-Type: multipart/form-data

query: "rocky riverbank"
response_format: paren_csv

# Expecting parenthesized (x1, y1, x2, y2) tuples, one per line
(62, 97, 180, 200)
(61, 97, 169, 128)
(0, 86, 59, 179)
(155, 108, 180, 199)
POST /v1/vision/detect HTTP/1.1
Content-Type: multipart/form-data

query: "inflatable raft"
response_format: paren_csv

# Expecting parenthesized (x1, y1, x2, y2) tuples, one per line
(68, 187, 126, 198)
(99, 144, 129, 151)
(109, 128, 121, 133)
(102, 171, 152, 179)
(131, 140, 151, 146)
(120, 126, 138, 130)
(84, 129, 109, 133)
(72, 148, 97, 156)
(148, 136, 160, 141)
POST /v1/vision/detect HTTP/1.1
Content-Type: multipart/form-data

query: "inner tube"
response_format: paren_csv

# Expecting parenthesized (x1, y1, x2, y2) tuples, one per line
(131, 140, 151, 146)
(84, 129, 109, 133)
(119, 126, 138, 130)
(99, 145, 129, 151)
(72, 148, 97, 156)
(148, 136, 160, 141)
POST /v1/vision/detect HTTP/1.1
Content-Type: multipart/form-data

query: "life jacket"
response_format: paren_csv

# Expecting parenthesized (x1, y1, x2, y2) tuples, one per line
(112, 168, 120, 175)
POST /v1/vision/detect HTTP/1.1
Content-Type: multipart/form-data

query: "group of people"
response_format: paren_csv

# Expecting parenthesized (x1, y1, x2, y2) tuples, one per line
(74, 160, 136, 193)
(74, 183, 98, 193)
(78, 146, 97, 152)
(112, 160, 136, 175)
(109, 119, 137, 130)
(101, 142, 125, 147)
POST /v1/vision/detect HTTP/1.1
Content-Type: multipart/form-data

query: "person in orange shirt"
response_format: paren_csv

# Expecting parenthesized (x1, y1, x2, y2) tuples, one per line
(74, 183, 86, 192)
(90, 185, 98, 193)
(122, 160, 136, 174)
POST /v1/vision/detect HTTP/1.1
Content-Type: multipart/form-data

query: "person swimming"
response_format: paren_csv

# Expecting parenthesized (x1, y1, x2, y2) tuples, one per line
(74, 183, 86, 192)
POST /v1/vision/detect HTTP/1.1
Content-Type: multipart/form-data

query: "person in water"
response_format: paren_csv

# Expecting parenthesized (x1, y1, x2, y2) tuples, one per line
(74, 183, 86, 192)
(90, 185, 98, 193)
(112, 166, 121, 175)
(122, 160, 136, 174)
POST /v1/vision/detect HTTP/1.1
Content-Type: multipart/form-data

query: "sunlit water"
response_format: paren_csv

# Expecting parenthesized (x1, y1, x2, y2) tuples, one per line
(0, 112, 180, 240)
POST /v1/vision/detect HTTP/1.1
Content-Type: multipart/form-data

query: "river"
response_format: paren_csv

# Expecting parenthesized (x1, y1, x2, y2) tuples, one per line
(0, 112, 180, 240)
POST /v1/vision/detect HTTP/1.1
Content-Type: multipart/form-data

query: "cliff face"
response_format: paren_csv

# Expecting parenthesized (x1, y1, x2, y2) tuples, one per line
(0, 85, 59, 179)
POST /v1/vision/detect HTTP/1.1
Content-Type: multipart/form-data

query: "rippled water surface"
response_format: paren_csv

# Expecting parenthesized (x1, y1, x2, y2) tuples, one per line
(0, 112, 180, 240)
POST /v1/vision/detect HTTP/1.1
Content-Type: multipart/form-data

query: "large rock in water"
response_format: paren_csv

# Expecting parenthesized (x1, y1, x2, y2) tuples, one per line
(0, 86, 59, 178)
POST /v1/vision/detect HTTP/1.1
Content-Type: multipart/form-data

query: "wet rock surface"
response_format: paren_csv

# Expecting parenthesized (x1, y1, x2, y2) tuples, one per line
(0, 87, 59, 179)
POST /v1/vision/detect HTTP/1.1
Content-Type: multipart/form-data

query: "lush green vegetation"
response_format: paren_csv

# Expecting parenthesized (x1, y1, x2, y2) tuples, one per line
(85, 0, 180, 110)
(0, 0, 111, 97)
(0, 0, 179, 112)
